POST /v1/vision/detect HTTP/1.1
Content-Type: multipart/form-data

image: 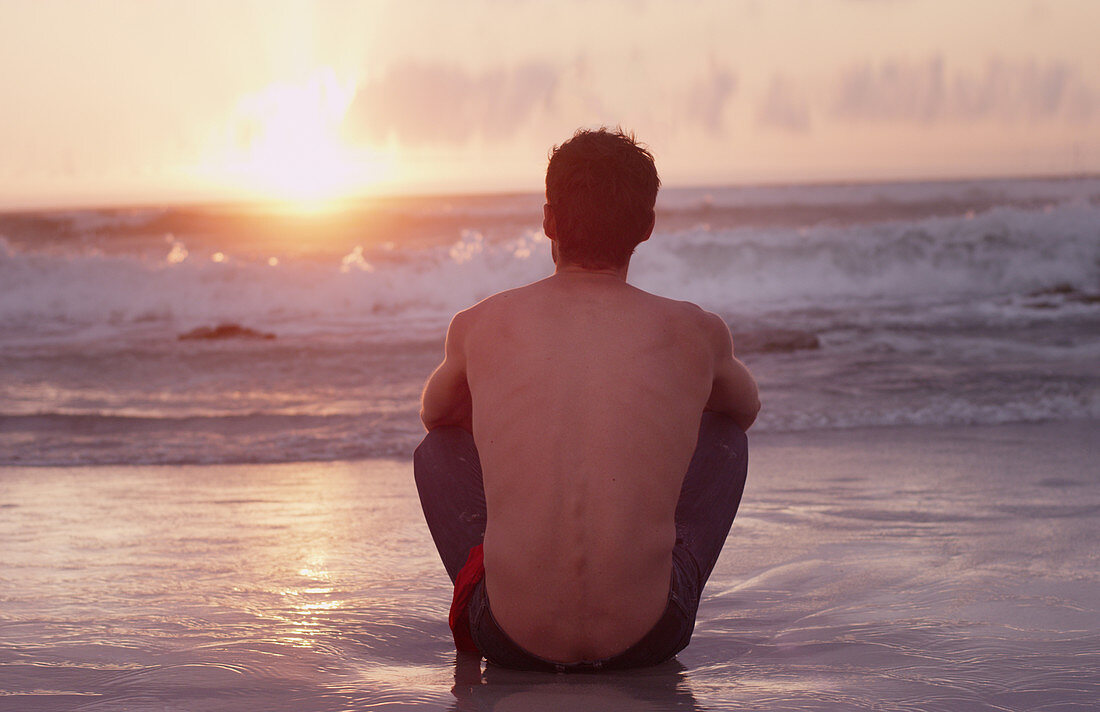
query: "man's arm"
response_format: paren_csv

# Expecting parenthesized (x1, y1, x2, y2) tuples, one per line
(420, 311, 474, 432)
(704, 313, 761, 431)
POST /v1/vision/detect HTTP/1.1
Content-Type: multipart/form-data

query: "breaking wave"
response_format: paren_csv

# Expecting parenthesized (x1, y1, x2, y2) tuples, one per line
(2, 199, 1097, 343)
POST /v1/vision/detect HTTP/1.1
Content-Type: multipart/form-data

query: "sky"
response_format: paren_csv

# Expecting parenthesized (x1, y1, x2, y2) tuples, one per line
(1, 0, 1099, 209)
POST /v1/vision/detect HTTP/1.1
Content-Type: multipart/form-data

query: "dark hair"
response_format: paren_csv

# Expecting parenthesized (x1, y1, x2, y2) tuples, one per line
(545, 127, 660, 269)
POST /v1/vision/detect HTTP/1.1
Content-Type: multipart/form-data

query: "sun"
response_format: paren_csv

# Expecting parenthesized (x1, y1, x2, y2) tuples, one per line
(219, 68, 385, 208)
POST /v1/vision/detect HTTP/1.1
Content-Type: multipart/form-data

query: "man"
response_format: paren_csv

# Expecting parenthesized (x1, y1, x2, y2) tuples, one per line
(415, 128, 760, 672)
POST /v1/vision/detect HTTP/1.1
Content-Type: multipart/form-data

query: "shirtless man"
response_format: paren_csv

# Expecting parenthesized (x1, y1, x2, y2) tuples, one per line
(415, 128, 760, 671)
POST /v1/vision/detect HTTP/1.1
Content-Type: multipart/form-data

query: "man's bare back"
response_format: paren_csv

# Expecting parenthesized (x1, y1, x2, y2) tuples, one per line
(422, 268, 758, 661)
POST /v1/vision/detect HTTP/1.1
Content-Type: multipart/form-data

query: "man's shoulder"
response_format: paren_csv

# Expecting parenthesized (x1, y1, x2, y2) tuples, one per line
(640, 290, 723, 328)
(638, 292, 730, 355)
(456, 283, 536, 322)
(448, 282, 539, 338)
(454, 281, 725, 341)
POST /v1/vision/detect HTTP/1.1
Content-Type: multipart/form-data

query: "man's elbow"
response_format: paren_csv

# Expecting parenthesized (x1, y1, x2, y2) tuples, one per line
(420, 405, 472, 433)
(709, 396, 760, 432)
(738, 398, 761, 431)
(420, 407, 449, 432)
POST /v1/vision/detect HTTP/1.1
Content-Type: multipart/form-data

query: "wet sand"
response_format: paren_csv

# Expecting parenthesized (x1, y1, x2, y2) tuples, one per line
(1, 421, 1097, 711)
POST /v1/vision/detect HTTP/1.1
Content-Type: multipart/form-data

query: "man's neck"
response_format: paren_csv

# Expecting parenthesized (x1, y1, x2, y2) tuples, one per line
(552, 262, 630, 282)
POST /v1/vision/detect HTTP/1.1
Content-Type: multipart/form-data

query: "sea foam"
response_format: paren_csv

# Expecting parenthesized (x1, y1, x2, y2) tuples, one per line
(1, 198, 1097, 344)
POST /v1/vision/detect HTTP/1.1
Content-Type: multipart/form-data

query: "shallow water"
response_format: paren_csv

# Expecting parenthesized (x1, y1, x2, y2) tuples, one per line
(1, 421, 1097, 710)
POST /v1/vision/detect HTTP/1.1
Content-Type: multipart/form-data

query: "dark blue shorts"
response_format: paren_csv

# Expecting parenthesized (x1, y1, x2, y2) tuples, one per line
(466, 545, 701, 672)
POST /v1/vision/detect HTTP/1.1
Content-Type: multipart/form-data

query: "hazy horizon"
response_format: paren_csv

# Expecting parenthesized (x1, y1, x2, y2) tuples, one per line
(5, 168, 1100, 215)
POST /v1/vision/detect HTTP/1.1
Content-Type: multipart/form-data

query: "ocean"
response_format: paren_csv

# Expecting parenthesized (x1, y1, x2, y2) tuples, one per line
(1, 176, 1098, 465)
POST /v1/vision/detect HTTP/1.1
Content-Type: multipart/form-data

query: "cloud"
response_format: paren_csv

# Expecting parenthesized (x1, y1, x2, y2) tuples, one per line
(685, 61, 738, 134)
(757, 75, 811, 132)
(347, 61, 559, 145)
(346, 58, 742, 146)
(832, 56, 1098, 124)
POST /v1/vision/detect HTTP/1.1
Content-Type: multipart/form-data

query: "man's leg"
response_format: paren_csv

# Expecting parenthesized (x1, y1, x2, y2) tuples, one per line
(413, 426, 487, 582)
(675, 412, 750, 588)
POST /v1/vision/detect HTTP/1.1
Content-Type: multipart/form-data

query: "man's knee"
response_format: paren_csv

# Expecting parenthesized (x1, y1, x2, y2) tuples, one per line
(414, 428, 452, 484)
(413, 426, 478, 486)
(699, 411, 748, 454)
(416, 425, 471, 454)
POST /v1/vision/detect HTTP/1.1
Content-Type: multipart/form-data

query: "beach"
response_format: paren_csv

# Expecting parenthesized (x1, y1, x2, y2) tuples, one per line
(4, 0, 1100, 706)
(2, 176, 1099, 709)
(1, 421, 1097, 711)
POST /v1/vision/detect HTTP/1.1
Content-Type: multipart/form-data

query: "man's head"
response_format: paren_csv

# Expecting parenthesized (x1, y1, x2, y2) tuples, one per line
(544, 127, 660, 270)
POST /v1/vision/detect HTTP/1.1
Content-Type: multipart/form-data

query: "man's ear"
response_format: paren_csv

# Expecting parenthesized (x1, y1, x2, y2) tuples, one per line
(543, 203, 557, 240)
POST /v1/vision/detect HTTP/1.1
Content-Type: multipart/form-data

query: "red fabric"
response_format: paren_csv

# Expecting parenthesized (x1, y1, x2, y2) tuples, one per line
(448, 544, 485, 653)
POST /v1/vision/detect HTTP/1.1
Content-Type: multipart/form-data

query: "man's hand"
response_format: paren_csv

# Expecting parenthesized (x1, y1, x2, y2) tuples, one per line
(420, 311, 474, 432)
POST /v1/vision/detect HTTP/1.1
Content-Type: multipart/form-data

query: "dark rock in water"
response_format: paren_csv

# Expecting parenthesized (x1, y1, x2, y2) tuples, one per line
(1027, 283, 1078, 298)
(1023, 283, 1100, 308)
(733, 329, 820, 354)
(178, 323, 276, 341)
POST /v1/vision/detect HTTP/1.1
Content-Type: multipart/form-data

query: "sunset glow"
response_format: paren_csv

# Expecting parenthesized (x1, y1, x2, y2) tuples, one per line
(209, 69, 387, 208)
(1, 0, 1098, 208)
